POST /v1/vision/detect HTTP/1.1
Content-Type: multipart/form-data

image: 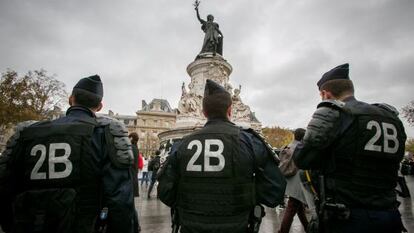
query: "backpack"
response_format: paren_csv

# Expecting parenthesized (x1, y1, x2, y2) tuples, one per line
(278, 146, 298, 177)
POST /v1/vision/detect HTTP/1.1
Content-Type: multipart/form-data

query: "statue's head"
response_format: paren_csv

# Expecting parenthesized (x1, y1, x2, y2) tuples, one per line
(207, 14, 214, 22)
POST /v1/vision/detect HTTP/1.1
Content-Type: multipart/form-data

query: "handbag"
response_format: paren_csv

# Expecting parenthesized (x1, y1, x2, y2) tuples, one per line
(278, 146, 298, 177)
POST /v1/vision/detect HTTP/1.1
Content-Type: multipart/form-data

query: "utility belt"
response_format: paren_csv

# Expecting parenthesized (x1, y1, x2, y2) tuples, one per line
(321, 202, 350, 221)
(170, 205, 265, 233)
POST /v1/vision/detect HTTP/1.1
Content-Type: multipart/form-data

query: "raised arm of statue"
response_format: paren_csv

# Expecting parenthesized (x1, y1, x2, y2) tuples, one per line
(194, 0, 205, 24)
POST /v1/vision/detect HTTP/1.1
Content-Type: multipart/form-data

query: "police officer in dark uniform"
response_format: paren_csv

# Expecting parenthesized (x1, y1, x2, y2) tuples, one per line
(157, 79, 286, 233)
(293, 64, 407, 233)
(0, 75, 137, 233)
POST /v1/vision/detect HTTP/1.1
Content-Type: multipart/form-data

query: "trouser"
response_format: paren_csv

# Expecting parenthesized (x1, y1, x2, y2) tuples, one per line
(278, 197, 309, 233)
(328, 208, 405, 233)
(148, 172, 157, 197)
(141, 172, 149, 186)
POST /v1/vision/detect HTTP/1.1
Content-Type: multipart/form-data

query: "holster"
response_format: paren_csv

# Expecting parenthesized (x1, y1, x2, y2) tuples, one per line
(247, 205, 265, 233)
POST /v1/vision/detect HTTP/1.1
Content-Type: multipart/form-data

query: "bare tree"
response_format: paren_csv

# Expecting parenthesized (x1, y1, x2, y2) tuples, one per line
(402, 101, 414, 126)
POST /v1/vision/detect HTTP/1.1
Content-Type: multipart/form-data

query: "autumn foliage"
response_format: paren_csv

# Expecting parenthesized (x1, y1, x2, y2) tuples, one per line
(262, 126, 294, 149)
(0, 69, 67, 130)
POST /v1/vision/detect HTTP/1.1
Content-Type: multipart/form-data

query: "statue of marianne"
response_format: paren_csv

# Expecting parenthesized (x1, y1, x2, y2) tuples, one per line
(194, 0, 223, 57)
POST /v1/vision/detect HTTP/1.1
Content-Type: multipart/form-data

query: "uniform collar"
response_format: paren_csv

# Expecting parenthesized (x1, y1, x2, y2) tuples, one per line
(342, 95, 357, 102)
(205, 117, 234, 126)
(66, 106, 96, 118)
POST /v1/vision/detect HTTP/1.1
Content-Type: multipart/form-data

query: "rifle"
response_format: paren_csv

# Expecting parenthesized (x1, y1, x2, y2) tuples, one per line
(94, 207, 108, 233)
(247, 205, 265, 233)
(171, 208, 180, 233)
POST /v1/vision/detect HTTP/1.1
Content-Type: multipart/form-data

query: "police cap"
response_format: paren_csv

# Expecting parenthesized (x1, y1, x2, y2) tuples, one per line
(73, 75, 103, 99)
(317, 63, 349, 90)
(204, 79, 228, 97)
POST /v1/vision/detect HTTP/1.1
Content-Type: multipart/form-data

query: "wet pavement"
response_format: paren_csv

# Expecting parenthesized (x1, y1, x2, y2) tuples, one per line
(0, 176, 412, 233)
(138, 175, 414, 233)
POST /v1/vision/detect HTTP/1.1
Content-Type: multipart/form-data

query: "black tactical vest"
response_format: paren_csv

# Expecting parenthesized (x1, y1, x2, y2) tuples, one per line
(176, 120, 255, 233)
(329, 100, 406, 209)
(11, 120, 102, 233)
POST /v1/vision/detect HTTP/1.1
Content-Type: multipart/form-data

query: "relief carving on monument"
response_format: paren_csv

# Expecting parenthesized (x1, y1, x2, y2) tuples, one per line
(178, 82, 203, 117)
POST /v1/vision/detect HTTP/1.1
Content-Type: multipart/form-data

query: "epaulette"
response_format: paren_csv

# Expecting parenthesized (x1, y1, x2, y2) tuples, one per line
(317, 99, 345, 110)
(372, 103, 399, 116)
(241, 127, 280, 164)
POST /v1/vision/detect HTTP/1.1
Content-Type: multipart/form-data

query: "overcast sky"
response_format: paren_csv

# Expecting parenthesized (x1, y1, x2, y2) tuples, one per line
(1, 0, 413, 137)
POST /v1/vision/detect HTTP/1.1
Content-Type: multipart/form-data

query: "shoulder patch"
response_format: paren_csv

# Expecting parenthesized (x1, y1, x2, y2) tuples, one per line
(372, 103, 399, 116)
(317, 99, 345, 110)
(242, 128, 280, 164)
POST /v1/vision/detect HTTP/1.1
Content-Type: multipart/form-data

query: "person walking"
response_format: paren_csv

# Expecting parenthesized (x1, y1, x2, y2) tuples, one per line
(147, 150, 161, 198)
(278, 128, 308, 233)
(141, 157, 149, 187)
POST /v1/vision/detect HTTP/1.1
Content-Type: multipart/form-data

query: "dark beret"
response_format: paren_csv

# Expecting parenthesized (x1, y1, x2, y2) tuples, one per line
(73, 75, 103, 98)
(204, 79, 228, 97)
(317, 63, 350, 90)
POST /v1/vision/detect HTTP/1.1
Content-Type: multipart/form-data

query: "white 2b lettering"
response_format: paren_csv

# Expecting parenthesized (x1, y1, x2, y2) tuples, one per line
(364, 120, 399, 153)
(186, 139, 225, 172)
(30, 143, 73, 180)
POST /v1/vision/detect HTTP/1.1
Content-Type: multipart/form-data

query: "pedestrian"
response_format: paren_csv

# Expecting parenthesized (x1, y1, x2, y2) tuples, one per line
(293, 63, 407, 233)
(129, 132, 140, 197)
(278, 128, 309, 233)
(147, 150, 161, 198)
(157, 79, 286, 233)
(0, 75, 138, 233)
(129, 132, 142, 232)
(141, 156, 149, 186)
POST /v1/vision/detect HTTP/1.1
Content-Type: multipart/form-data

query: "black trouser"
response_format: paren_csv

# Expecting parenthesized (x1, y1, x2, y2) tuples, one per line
(329, 208, 405, 233)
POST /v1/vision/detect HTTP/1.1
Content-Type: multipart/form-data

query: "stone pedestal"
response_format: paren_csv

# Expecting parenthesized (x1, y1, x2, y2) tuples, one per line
(159, 53, 261, 145)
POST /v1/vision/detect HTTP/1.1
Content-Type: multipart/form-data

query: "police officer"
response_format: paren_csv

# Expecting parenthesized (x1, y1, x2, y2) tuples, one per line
(157, 79, 286, 233)
(293, 64, 407, 233)
(0, 75, 137, 233)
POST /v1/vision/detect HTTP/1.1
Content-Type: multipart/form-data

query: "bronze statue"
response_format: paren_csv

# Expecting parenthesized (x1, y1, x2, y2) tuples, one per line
(194, 0, 223, 57)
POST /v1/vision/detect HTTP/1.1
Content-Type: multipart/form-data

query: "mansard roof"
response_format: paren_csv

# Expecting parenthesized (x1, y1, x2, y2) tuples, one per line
(141, 98, 174, 113)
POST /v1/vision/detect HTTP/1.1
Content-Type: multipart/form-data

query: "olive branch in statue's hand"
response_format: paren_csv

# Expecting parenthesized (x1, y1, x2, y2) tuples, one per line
(194, 0, 200, 9)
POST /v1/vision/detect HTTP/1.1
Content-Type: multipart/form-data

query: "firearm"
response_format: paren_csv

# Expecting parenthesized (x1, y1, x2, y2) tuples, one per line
(94, 207, 108, 233)
(247, 205, 265, 233)
(171, 208, 180, 233)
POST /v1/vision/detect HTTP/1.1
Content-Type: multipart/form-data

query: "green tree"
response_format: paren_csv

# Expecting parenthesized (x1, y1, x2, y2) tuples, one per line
(402, 101, 414, 126)
(0, 69, 67, 130)
(262, 126, 294, 148)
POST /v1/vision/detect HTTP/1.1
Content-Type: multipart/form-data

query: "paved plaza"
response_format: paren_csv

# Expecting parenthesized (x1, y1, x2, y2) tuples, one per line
(0, 176, 412, 233)
(138, 176, 414, 233)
